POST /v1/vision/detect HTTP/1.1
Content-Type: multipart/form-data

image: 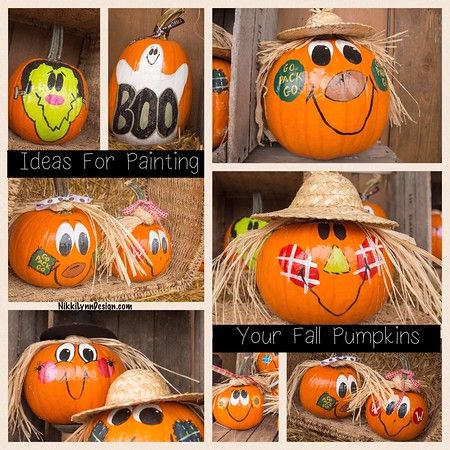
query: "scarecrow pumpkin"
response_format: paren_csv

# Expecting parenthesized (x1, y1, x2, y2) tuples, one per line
(214, 172, 442, 325)
(109, 9, 192, 146)
(9, 25, 88, 145)
(365, 369, 429, 441)
(8, 324, 167, 441)
(431, 210, 442, 260)
(70, 370, 204, 442)
(112, 182, 172, 282)
(255, 353, 278, 373)
(360, 174, 388, 218)
(256, 9, 410, 159)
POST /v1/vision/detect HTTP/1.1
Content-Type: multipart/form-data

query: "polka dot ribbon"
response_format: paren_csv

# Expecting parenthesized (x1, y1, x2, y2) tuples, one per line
(36, 194, 92, 211)
(212, 365, 266, 391)
(385, 369, 422, 391)
(122, 200, 168, 220)
(320, 355, 358, 366)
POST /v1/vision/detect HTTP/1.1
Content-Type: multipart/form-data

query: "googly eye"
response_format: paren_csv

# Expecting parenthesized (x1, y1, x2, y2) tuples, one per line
(133, 403, 163, 425)
(55, 343, 75, 362)
(107, 408, 131, 426)
(158, 230, 169, 254)
(335, 39, 362, 64)
(240, 389, 250, 406)
(347, 375, 358, 395)
(385, 395, 399, 415)
(56, 222, 74, 256)
(308, 40, 333, 66)
(78, 343, 97, 363)
(149, 230, 160, 255)
(336, 374, 348, 398)
(74, 223, 90, 255)
(230, 390, 240, 406)
(397, 396, 411, 419)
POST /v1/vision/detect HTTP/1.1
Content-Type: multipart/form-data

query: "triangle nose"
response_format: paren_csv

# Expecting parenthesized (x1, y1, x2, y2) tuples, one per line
(323, 245, 350, 274)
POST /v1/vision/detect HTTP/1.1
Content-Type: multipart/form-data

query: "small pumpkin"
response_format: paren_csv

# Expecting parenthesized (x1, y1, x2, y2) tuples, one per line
(362, 200, 387, 219)
(213, 385, 264, 430)
(255, 352, 278, 373)
(109, 9, 192, 146)
(212, 58, 231, 148)
(431, 210, 442, 260)
(256, 221, 392, 324)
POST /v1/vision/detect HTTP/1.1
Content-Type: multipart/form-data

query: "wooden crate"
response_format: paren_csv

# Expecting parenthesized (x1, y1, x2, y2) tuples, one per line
(8, 9, 100, 150)
(213, 8, 441, 163)
(8, 310, 203, 442)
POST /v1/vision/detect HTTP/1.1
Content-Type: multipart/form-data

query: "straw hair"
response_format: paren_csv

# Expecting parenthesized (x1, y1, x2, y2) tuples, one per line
(213, 23, 232, 60)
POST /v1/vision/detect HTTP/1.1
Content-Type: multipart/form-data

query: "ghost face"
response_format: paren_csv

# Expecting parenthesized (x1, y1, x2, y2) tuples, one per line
(142, 44, 164, 71)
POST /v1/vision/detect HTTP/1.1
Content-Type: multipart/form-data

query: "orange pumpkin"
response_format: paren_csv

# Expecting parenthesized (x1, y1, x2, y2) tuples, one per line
(212, 58, 231, 148)
(431, 210, 442, 260)
(213, 385, 264, 430)
(264, 39, 390, 159)
(9, 58, 88, 145)
(87, 402, 203, 442)
(24, 341, 125, 424)
(366, 388, 429, 441)
(362, 201, 388, 219)
(299, 365, 359, 419)
(256, 221, 392, 324)
(109, 37, 192, 145)
(256, 353, 278, 373)
(9, 208, 99, 288)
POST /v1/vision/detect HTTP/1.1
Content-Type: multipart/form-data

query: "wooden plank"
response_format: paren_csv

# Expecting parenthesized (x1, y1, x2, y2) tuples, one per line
(213, 422, 232, 441)
(247, 414, 279, 442)
(388, 9, 441, 162)
(215, 414, 278, 442)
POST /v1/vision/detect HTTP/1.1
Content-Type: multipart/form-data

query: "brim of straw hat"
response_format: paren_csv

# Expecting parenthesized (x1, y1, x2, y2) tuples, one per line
(213, 46, 231, 61)
(277, 22, 375, 41)
(72, 393, 204, 423)
(252, 205, 398, 229)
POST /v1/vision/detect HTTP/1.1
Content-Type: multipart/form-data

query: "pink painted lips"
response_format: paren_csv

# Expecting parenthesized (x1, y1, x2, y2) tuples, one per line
(45, 94, 65, 105)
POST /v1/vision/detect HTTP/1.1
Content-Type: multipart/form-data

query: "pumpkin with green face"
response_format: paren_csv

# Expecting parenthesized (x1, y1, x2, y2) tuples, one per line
(9, 59, 88, 144)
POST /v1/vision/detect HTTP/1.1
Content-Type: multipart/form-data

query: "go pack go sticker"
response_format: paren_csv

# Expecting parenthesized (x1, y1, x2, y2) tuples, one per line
(274, 59, 305, 102)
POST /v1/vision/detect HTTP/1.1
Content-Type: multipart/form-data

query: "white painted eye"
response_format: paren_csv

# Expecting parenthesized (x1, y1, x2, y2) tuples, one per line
(74, 223, 90, 255)
(308, 40, 333, 65)
(363, 205, 375, 215)
(397, 396, 411, 419)
(55, 343, 75, 362)
(347, 375, 358, 394)
(240, 389, 250, 406)
(336, 374, 348, 398)
(78, 343, 97, 362)
(230, 390, 240, 406)
(335, 39, 362, 64)
(133, 403, 163, 425)
(56, 222, 74, 256)
(149, 230, 159, 255)
(385, 395, 400, 415)
(158, 230, 169, 254)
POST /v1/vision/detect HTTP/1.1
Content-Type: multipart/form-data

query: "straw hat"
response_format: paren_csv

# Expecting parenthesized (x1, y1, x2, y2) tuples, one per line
(213, 47, 231, 61)
(252, 172, 398, 228)
(277, 8, 375, 42)
(72, 370, 203, 423)
(213, 23, 232, 61)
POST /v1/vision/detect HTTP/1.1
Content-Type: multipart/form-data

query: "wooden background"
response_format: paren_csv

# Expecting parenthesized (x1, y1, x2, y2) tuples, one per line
(214, 8, 441, 163)
(9, 310, 203, 442)
(109, 9, 204, 138)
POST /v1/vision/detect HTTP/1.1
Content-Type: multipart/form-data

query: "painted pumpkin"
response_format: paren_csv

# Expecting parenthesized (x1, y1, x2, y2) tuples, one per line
(362, 200, 387, 219)
(256, 353, 278, 373)
(112, 223, 172, 282)
(213, 385, 264, 430)
(299, 365, 359, 419)
(109, 38, 192, 145)
(264, 39, 390, 159)
(9, 208, 99, 288)
(365, 389, 429, 441)
(88, 402, 203, 442)
(212, 58, 231, 148)
(256, 221, 392, 324)
(431, 210, 442, 260)
(9, 58, 88, 144)
(24, 341, 125, 424)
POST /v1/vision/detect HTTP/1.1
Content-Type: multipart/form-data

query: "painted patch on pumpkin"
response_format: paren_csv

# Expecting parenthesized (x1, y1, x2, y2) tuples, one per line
(316, 392, 337, 410)
(261, 353, 272, 365)
(28, 248, 57, 275)
(173, 420, 202, 442)
(323, 245, 350, 274)
(89, 420, 108, 442)
(212, 68, 229, 93)
(274, 59, 305, 102)
(371, 59, 388, 91)
(354, 237, 385, 280)
(413, 407, 425, 424)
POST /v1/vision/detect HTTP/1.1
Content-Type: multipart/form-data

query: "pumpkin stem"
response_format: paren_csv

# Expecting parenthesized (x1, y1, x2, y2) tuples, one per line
(53, 178, 69, 196)
(399, 354, 411, 371)
(125, 180, 146, 201)
(48, 25, 64, 62)
(154, 8, 185, 40)
(252, 192, 263, 215)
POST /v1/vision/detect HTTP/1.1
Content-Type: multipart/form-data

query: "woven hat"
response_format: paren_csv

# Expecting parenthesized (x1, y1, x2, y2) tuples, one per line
(252, 172, 398, 228)
(213, 23, 232, 61)
(277, 8, 375, 42)
(72, 370, 203, 423)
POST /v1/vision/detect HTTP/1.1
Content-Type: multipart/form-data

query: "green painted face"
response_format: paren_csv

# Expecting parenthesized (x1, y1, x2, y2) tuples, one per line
(21, 61, 85, 142)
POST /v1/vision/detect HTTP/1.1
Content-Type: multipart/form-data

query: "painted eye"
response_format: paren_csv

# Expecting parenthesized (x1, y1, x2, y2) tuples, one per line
(333, 223, 347, 240)
(79, 343, 97, 363)
(230, 390, 240, 406)
(108, 408, 131, 426)
(240, 390, 250, 406)
(56, 222, 74, 256)
(347, 375, 358, 394)
(385, 396, 399, 415)
(363, 205, 375, 215)
(149, 230, 160, 255)
(74, 223, 90, 255)
(55, 73, 64, 91)
(397, 396, 410, 419)
(158, 230, 169, 254)
(47, 72, 56, 90)
(133, 403, 164, 425)
(55, 343, 75, 362)
(336, 374, 348, 398)
(308, 40, 333, 66)
(336, 40, 362, 64)
(318, 222, 330, 240)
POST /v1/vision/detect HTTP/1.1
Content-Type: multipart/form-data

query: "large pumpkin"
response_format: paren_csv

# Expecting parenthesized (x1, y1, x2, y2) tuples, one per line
(256, 353, 278, 373)
(9, 208, 99, 288)
(109, 38, 192, 145)
(299, 365, 359, 419)
(87, 402, 203, 442)
(431, 210, 442, 260)
(256, 221, 392, 324)
(9, 58, 88, 144)
(264, 39, 390, 159)
(212, 58, 231, 148)
(24, 341, 125, 424)
(365, 388, 428, 441)
(362, 200, 387, 219)
(213, 385, 264, 430)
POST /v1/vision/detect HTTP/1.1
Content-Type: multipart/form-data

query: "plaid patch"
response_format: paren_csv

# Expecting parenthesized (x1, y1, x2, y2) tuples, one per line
(173, 420, 202, 442)
(89, 420, 108, 442)
(354, 237, 385, 281)
(28, 248, 57, 276)
(316, 392, 337, 411)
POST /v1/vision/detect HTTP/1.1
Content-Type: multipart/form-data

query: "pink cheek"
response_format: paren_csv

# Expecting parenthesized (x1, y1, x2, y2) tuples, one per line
(38, 361, 57, 384)
(97, 358, 115, 377)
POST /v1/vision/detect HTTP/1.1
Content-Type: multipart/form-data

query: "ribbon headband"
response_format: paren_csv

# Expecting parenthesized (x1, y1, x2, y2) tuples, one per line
(320, 355, 358, 366)
(36, 194, 92, 211)
(122, 200, 168, 220)
(385, 369, 422, 390)
(212, 365, 266, 391)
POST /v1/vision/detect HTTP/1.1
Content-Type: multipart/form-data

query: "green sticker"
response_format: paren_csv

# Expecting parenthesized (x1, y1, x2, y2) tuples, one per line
(212, 68, 229, 93)
(28, 248, 57, 275)
(274, 59, 305, 102)
(316, 392, 337, 411)
(371, 59, 388, 91)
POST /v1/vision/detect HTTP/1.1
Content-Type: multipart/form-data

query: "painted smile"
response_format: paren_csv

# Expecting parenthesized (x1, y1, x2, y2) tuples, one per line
(225, 404, 253, 423)
(63, 371, 87, 400)
(146, 54, 160, 66)
(379, 415, 413, 437)
(53, 258, 93, 286)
